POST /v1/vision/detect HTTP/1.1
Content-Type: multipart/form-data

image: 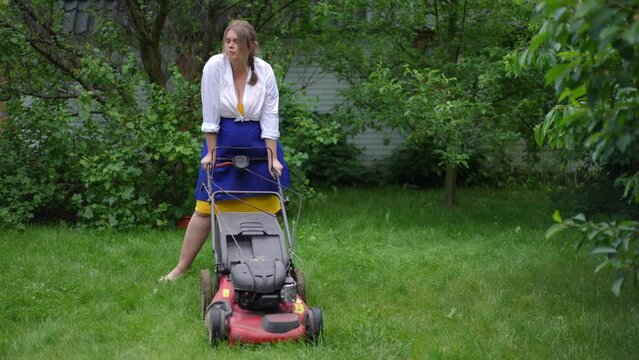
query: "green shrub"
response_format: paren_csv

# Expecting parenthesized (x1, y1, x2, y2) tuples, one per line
(305, 136, 367, 186)
(278, 84, 345, 196)
(291, 112, 366, 186)
(548, 162, 639, 219)
(376, 140, 442, 187)
(0, 60, 345, 229)
(0, 62, 201, 229)
(377, 135, 515, 188)
(0, 100, 80, 229)
(547, 211, 639, 297)
(68, 64, 201, 229)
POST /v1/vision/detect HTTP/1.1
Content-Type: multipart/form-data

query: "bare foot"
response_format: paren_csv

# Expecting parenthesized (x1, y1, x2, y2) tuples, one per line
(159, 268, 187, 282)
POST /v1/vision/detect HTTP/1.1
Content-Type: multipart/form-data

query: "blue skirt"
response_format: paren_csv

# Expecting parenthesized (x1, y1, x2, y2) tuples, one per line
(194, 118, 291, 202)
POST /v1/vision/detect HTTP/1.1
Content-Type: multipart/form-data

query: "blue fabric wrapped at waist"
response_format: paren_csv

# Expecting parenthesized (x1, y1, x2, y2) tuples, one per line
(194, 118, 290, 202)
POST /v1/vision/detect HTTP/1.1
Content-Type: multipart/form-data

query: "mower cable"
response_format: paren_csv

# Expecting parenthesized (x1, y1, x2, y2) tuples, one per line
(203, 180, 278, 219)
(243, 167, 303, 236)
(203, 183, 259, 262)
(213, 201, 249, 262)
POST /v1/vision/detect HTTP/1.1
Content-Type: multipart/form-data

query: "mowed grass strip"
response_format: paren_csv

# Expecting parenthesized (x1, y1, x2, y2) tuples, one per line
(1, 187, 638, 359)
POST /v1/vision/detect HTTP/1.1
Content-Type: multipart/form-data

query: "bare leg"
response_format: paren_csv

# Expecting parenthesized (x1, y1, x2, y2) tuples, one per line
(161, 211, 211, 281)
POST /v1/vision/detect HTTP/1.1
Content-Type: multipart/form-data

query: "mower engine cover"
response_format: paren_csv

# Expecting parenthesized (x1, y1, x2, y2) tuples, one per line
(230, 257, 287, 311)
(231, 257, 286, 293)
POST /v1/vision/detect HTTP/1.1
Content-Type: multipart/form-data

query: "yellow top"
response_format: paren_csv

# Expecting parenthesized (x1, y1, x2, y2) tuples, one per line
(237, 102, 244, 117)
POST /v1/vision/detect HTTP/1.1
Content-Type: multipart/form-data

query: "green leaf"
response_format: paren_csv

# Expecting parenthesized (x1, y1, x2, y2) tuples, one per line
(594, 259, 611, 273)
(519, 49, 531, 67)
(569, 85, 586, 102)
(611, 271, 626, 297)
(552, 209, 562, 223)
(585, 228, 600, 241)
(622, 172, 639, 200)
(590, 246, 617, 255)
(573, 237, 586, 251)
(599, 25, 621, 43)
(558, 88, 571, 102)
(530, 31, 550, 52)
(616, 134, 632, 152)
(545, 223, 567, 239)
(81, 208, 94, 220)
(622, 20, 639, 45)
(534, 125, 545, 147)
(548, 6, 564, 19)
(544, 64, 570, 86)
(557, 51, 580, 61)
(573, 213, 585, 222)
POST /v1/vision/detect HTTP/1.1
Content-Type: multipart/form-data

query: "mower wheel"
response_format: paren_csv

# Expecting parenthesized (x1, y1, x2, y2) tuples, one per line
(305, 307, 323, 343)
(294, 268, 306, 302)
(200, 269, 213, 321)
(206, 308, 228, 345)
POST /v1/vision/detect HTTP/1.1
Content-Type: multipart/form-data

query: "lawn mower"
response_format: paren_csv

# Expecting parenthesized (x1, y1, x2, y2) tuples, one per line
(199, 146, 322, 345)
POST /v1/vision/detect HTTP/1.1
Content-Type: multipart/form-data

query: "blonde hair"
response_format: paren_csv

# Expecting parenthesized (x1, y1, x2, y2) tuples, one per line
(224, 20, 259, 85)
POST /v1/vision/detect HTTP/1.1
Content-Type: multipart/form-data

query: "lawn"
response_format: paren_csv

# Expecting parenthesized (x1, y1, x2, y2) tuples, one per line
(1, 187, 638, 359)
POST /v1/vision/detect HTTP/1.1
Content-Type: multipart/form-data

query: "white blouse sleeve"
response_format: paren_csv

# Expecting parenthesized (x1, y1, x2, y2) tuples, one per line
(201, 56, 221, 133)
(259, 63, 280, 140)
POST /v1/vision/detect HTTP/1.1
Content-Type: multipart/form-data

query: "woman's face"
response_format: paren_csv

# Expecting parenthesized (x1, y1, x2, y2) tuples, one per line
(224, 29, 249, 64)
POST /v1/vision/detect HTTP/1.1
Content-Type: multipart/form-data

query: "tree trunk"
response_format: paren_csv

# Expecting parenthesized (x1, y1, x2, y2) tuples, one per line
(444, 166, 457, 206)
(444, 0, 463, 207)
(447, 0, 458, 42)
(175, 0, 224, 81)
(124, 0, 170, 88)
(139, 39, 166, 87)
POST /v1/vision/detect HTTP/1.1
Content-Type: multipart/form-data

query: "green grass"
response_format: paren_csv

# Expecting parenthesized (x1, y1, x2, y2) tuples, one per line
(1, 187, 638, 359)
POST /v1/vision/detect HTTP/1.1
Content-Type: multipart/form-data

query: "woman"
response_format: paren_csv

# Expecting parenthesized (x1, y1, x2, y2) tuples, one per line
(161, 20, 290, 281)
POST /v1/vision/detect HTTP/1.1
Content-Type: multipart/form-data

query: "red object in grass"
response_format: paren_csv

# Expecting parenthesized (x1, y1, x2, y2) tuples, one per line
(176, 216, 191, 229)
(212, 275, 308, 345)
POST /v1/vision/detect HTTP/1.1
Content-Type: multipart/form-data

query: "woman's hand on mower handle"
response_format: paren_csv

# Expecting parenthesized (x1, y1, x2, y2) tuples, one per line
(201, 152, 213, 170)
(269, 158, 283, 179)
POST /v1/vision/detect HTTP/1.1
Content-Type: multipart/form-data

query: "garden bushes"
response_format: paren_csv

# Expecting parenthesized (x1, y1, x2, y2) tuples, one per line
(0, 66, 354, 229)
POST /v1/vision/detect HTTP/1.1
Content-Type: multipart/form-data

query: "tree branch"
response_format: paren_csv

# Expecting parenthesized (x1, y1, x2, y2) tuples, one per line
(517, 114, 536, 134)
(453, 0, 467, 64)
(254, 0, 301, 32)
(151, 0, 171, 43)
(12, 91, 79, 101)
(0, 14, 104, 104)
(122, 0, 168, 86)
(124, 0, 150, 40)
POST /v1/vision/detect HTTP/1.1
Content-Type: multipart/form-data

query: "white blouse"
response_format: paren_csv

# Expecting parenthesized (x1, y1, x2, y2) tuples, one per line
(201, 54, 280, 140)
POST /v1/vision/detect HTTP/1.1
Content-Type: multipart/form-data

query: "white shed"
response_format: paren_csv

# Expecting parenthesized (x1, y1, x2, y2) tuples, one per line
(284, 63, 404, 166)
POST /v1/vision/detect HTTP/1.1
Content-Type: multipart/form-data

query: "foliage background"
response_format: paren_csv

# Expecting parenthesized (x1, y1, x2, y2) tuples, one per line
(0, 0, 637, 288)
(0, 0, 345, 229)
(506, 0, 639, 295)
